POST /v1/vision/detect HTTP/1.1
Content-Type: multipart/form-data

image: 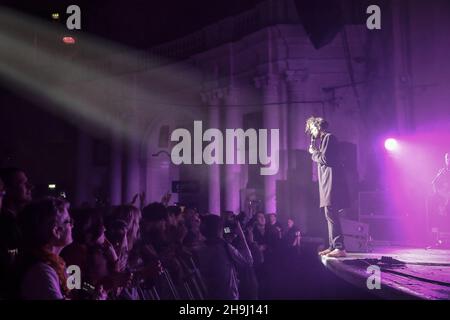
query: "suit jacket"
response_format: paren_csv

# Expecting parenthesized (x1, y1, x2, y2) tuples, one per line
(311, 133, 349, 208)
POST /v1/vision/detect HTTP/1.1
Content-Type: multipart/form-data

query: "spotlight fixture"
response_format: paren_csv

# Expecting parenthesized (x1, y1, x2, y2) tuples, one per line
(384, 138, 398, 152)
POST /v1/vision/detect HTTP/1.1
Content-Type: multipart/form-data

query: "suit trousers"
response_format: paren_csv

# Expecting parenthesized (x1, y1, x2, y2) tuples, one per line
(324, 206, 345, 250)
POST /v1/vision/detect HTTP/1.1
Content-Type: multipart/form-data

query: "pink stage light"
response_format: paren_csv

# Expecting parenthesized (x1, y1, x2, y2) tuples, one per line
(384, 138, 398, 152)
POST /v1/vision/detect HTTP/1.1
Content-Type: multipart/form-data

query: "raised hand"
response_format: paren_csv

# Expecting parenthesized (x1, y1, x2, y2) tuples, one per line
(131, 193, 139, 205)
(161, 191, 172, 206)
(139, 192, 146, 209)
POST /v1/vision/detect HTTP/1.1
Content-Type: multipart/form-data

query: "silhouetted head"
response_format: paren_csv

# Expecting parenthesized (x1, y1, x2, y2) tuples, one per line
(256, 212, 266, 226)
(0, 168, 33, 212)
(200, 214, 223, 240)
(267, 213, 277, 225)
(19, 197, 73, 251)
(287, 218, 294, 229)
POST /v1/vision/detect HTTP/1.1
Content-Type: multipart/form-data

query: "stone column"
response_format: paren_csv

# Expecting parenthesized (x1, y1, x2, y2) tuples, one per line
(223, 86, 242, 214)
(123, 114, 141, 204)
(109, 131, 123, 205)
(285, 69, 312, 232)
(285, 69, 311, 155)
(391, 1, 414, 133)
(75, 128, 92, 206)
(123, 74, 143, 205)
(146, 151, 171, 204)
(201, 90, 222, 215)
(254, 74, 282, 214)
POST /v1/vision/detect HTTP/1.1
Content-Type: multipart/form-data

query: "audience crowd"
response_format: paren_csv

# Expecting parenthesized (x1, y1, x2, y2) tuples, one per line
(0, 167, 302, 300)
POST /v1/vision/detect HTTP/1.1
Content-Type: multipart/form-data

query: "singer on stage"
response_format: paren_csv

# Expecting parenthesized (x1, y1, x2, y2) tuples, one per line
(305, 117, 349, 258)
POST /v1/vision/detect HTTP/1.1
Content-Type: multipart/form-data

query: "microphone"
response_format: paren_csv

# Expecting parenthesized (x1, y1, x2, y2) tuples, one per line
(310, 135, 315, 148)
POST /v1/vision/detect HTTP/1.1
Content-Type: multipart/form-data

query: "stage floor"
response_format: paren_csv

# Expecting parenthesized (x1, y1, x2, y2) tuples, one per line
(321, 246, 450, 300)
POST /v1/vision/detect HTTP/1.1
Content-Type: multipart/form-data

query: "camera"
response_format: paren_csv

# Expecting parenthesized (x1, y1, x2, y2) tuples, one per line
(44, 183, 67, 199)
(223, 211, 237, 234)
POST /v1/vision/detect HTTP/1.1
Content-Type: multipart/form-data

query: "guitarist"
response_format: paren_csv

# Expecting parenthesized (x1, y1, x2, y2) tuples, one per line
(429, 153, 450, 238)
(432, 153, 450, 216)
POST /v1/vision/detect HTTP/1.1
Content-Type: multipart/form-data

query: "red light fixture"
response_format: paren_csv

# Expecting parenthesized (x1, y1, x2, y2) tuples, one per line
(62, 36, 76, 44)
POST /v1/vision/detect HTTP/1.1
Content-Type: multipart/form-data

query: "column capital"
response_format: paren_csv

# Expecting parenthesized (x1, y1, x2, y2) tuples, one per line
(254, 74, 281, 90)
(285, 69, 309, 84)
(200, 88, 223, 105)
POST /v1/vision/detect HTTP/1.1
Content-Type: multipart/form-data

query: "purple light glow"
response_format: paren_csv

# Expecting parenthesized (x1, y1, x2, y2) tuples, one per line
(380, 132, 450, 246)
(384, 138, 399, 152)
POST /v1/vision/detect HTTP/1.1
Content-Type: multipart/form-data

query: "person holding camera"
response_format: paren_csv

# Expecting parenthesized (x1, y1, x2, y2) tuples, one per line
(282, 218, 302, 257)
(195, 214, 253, 300)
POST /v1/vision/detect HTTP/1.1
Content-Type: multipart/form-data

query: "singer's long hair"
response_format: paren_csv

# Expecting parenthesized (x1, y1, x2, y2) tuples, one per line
(305, 116, 329, 135)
